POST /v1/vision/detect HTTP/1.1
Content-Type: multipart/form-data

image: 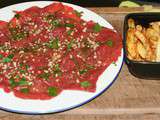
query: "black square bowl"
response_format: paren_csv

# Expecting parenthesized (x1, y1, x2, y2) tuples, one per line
(123, 12, 160, 79)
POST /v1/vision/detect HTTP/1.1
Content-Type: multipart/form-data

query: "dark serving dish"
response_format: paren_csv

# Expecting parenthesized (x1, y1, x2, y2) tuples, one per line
(123, 12, 160, 79)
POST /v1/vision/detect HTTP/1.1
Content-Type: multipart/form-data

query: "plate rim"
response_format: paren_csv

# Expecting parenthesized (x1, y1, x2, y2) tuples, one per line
(0, 1, 124, 114)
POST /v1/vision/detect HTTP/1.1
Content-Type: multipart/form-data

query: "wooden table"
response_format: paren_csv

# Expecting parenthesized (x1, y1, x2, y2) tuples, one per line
(1, 7, 160, 120)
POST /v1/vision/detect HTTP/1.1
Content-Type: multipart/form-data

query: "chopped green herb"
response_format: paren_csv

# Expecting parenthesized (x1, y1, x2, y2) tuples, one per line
(2, 57, 11, 63)
(14, 32, 26, 40)
(65, 23, 75, 28)
(20, 88, 29, 94)
(86, 65, 94, 69)
(105, 40, 113, 47)
(50, 19, 60, 27)
(21, 77, 26, 81)
(9, 78, 18, 88)
(80, 81, 91, 88)
(7, 54, 14, 59)
(19, 63, 23, 67)
(46, 14, 54, 20)
(79, 69, 88, 74)
(112, 62, 117, 66)
(67, 30, 73, 35)
(15, 75, 20, 79)
(47, 38, 59, 49)
(67, 40, 74, 51)
(38, 73, 50, 80)
(93, 23, 102, 32)
(9, 27, 28, 40)
(48, 87, 57, 96)
(53, 64, 62, 76)
(19, 69, 25, 74)
(14, 14, 21, 19)
(25, 65, 30, 70)
(74, 10, 83, 17)
(18, 81, 29, 86)
(0, 54, 3, 59)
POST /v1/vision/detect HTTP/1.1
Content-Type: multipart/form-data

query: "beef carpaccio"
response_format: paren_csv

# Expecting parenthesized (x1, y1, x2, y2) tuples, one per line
(0, 3, 122, 99)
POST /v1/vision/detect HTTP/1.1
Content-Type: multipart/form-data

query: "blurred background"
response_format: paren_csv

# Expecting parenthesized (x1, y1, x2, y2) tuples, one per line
(0, 0, 159, 8)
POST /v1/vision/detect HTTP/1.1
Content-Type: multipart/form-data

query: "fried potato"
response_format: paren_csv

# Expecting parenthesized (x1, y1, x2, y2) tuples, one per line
(128, 18, 135, 29)
(150, 22, 160, 33)
(156, 39, 160, 61)
(135, 30, 148, 46)
(136, 25, 142, 32)
(126, 29, 137, 59)
(137, 41, 147, 59)
(146, 28, 159, 41)
(126, 19, 160, 62)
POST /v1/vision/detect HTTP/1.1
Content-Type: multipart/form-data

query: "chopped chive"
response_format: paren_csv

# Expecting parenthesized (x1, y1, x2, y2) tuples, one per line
(93, 23, 102, 32)
(105, 40, 113, 47)
(79, 69, 88, 75)
(65, 23, 75, 28)
(48, 87, 57, 96)
(80, 81, 91, 88)
(20, 88, 29, 94)
(14, 14, 21, 19)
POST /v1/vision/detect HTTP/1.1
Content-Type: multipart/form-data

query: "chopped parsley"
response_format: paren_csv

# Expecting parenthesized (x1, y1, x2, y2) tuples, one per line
(2, 57, 11, 63)
(7, 54, 14, 59)
(50, 19, 60, 27)
(93, 23, 102, 32)
(46, 37, 59, 49)
(18, 77, 29, 86)
(74, 10, 83, 17)
(67, 30, 73, 35)
(38, 72, 50, 80)
(112, 62, 117, 66)
(9, 78, 18, 88)
(53, 64, 62, 76)
(0, 54, 3, 59)
(67, 39, 74, 51)
(14, 14, 21, 19)
(65, 23, 75, 28)
(79, 69, 88, 75)
(48, 87, 57, 96)
(80, 81, 91, 88)
(20, 88, 29, 94)
(105, 40, 113, 47)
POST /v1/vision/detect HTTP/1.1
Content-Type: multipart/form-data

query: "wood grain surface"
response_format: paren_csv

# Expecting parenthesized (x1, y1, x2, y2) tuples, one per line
(0, 8, 160, 120)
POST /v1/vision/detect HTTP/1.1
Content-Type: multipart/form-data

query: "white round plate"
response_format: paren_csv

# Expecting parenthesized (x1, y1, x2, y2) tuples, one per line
(0, 1, 124, 114)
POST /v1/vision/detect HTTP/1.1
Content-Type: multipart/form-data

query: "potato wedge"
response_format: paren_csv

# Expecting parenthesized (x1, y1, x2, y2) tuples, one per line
(156, 38, 160, 61)
(128, 18, 135, 29)
(137, 41, 147, 59)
